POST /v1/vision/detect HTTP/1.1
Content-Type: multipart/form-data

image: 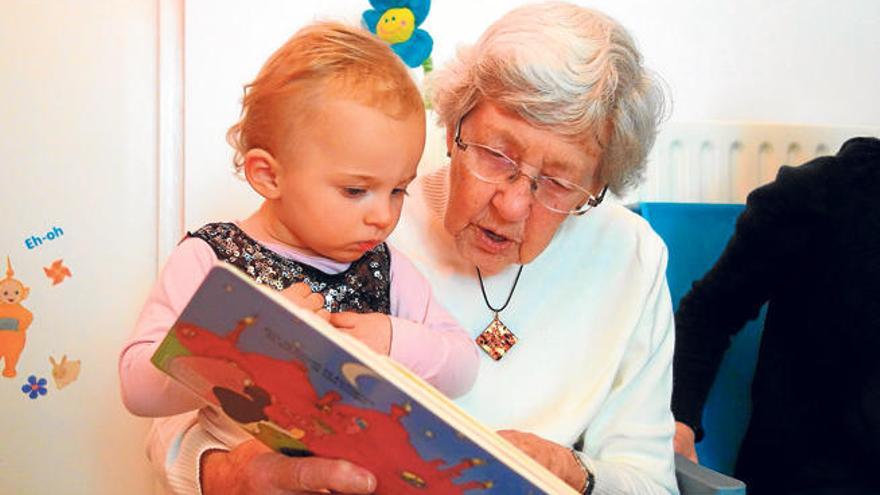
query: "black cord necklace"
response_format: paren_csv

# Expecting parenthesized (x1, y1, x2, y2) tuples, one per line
(474, 265, 524, 361)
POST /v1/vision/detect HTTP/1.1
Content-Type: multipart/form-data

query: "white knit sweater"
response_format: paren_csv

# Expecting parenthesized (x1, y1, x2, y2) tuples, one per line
(149, 168, 679, 495)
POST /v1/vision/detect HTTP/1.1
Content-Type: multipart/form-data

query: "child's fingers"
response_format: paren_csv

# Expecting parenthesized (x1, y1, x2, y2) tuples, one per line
(316, 309, 331, 322)
(284, 282, 312, 298)
(281, 283, 325, 312)
(328, 311, 358, 328)
(335, 326, 358, 339)
(304, 291, 325, 311)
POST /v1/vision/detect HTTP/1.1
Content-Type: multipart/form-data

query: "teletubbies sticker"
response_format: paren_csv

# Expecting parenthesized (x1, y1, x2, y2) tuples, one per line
(2, 251, 81, 397)
(0, 256, 34, 379)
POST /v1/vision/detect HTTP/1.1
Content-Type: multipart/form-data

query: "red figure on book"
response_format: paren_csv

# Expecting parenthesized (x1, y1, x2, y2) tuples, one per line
(169, 318, 493, 494)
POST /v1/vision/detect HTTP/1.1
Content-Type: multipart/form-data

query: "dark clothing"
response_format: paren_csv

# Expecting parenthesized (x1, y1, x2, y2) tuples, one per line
(188, 222, 392, 314)
(672, 137, 880, 494)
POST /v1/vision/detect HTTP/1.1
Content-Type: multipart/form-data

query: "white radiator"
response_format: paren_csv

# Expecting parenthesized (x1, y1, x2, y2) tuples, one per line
(634, 122, 880, 204)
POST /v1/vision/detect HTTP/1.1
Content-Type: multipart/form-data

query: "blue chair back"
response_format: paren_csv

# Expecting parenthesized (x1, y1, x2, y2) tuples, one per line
(637, 202, 766, 476)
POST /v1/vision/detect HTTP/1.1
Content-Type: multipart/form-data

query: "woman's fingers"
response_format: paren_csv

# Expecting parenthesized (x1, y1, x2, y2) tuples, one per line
(267, 455, 376, 494)
(497, 429, 582, 489)
(215, 441, 376, 495)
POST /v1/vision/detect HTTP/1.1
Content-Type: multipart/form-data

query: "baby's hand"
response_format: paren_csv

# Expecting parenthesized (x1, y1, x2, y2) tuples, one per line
(328, 312, 392, 356)
(280, 282, 330, 321)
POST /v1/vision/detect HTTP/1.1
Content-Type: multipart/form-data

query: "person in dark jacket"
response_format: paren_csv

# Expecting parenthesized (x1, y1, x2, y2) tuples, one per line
(672, 137, 880, 495)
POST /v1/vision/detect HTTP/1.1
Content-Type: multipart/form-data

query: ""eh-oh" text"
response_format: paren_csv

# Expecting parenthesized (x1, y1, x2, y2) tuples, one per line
(25, 226, 65, 250)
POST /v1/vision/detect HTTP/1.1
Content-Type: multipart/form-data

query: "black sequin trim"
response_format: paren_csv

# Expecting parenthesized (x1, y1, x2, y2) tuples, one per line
(188, 223, 391, 314)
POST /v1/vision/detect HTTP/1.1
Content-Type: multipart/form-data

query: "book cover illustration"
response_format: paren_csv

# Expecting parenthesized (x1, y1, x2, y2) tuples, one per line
(152, 266, 553, 494)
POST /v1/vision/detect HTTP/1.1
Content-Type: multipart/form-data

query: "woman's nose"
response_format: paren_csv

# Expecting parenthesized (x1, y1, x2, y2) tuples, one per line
(491, 174, 533, 222)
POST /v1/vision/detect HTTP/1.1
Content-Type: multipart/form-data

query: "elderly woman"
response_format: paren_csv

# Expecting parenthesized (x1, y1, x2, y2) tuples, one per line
(148, 2, 675, 494)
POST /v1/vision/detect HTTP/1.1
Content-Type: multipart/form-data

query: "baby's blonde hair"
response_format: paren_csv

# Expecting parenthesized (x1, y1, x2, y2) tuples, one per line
(227, 21, 425, 173)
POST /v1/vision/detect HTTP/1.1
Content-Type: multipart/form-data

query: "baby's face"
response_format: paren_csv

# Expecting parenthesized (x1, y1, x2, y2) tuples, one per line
(270, 97, 425, 262)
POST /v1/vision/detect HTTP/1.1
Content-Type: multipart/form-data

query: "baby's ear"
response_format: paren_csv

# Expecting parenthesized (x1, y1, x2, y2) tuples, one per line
(243, 149, 283, 200)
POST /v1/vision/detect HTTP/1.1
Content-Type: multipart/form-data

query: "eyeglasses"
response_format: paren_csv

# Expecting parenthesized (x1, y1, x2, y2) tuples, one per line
(453, 115, 607, 216)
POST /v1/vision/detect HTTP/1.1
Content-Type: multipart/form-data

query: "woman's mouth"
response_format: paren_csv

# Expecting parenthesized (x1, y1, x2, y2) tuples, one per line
(474, 226, 514, 254)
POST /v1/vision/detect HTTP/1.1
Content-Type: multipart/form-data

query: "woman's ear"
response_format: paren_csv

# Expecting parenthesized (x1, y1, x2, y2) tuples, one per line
(243, 149, 283, 200)
(445, 124, 455, 159)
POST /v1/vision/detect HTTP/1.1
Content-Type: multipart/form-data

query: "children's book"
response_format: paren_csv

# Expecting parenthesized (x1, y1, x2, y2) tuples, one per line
(152, 264, 577, 494)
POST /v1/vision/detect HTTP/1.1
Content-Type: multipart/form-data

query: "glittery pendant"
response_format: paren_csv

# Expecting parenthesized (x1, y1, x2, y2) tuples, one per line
(475, 313, 518, 361)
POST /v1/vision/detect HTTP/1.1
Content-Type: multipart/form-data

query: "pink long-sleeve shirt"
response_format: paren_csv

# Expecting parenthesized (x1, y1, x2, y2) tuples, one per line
(119, 233, 479, 418)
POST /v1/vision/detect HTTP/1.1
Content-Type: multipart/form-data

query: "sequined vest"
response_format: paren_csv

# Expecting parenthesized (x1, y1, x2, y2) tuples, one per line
(188, 223, 391, 314)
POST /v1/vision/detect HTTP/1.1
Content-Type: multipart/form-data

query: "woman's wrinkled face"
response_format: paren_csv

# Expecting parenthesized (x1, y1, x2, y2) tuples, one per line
(443, 101, 605, 274)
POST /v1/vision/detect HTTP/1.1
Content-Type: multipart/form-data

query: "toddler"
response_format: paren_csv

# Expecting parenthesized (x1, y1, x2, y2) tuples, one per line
(120, 22, 479, 419)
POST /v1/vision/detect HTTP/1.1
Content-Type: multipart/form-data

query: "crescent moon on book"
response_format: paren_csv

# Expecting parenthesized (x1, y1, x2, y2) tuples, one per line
(341, 363, 378, 390)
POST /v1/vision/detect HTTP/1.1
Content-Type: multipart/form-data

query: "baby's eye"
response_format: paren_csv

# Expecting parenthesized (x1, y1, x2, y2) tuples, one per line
(391, 187, 409, 197)
(342, 187, 367, 198)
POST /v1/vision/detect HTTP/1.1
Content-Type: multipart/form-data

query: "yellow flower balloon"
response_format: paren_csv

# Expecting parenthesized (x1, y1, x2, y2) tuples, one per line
(362, 0, 433, 68)
(376, 7, 416, 44)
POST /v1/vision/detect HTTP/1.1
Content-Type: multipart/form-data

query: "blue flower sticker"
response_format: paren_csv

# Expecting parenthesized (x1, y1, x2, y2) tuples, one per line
(362, 0, 433, 68)
(21, 375, 48, 399)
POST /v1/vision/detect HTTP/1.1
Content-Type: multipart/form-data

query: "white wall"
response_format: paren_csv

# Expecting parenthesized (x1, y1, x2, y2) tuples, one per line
(430, 0, 880, 126)
(0, 1, 157, 493)
(571, 0, 880, 126)
(184, 0, 880, 229)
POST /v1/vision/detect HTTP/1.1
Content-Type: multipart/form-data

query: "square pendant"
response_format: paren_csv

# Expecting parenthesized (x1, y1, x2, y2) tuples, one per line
(475, 318, 518, 361)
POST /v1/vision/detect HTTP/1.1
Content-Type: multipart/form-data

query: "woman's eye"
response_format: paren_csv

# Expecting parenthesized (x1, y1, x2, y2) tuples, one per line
(486, 148, 504, 159)
(479, 147, 514, 169)
(342, 187, 367, 197)
(489, 150, 509, 164)
(544, 176, 576, 193)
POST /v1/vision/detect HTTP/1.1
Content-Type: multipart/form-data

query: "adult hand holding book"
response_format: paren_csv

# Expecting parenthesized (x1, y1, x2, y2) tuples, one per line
(498, 430, 590, 493)
(201, 439, 377, 495)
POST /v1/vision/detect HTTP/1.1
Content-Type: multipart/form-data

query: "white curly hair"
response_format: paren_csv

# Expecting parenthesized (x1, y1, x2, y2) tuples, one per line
(429, 1, 668, 194)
